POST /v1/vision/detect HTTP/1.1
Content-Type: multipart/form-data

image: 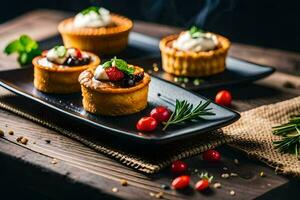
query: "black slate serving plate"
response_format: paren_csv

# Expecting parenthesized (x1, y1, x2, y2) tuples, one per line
(0, 68, 240, 144)
(39, 32, 274, 90)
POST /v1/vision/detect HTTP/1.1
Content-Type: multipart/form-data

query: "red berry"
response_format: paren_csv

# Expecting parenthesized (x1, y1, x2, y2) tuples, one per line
(150, 106, 171, 122)
(215, 90, 232, 106)
(105, 67, 125, 81)
(202, 149, 221, 162)
(136, 117, 158, 131)
(195, 179, 210, 191)
(171, 160, 188, 174)
(171, 175, 190, 189)
(73, 48, 82, 58)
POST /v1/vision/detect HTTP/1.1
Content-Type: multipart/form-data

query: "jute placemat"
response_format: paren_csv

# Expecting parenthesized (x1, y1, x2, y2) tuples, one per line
(0, 89, 230, 174)
(223, 96, 300, 177)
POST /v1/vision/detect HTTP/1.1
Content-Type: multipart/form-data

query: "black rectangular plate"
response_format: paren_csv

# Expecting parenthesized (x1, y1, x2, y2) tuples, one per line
(0, 67, 239, 144)
(39, 33, 274, 90)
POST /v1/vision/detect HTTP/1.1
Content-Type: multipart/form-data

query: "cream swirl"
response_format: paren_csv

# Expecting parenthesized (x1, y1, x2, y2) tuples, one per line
(172, 31, 219, 52)
(74, 7, 111, 28)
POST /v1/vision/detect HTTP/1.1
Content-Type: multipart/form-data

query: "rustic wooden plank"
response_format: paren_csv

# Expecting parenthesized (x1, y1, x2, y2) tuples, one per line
(0, 9, 300, 200)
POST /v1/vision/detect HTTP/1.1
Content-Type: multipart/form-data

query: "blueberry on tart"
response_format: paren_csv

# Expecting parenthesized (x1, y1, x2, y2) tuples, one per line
(159, 26, 230, 77)
(58, 6, 133, 55)
(33, 45, 100, 93)
(79, 57, 151, 116)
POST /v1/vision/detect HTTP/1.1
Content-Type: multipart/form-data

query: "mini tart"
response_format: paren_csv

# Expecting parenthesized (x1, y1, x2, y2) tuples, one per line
(159, 34, 230, 77)
(33, 52, 100, 94)
(79, 67, 151, 116)
(58, 15, 133, 55)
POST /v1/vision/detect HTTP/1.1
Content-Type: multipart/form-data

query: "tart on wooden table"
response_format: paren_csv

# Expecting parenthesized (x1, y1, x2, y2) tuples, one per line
(159, 26, 230, 77)
(58, 6, 133, 55)
(33, 45, 100, 93)
(79, 57, 151, 116)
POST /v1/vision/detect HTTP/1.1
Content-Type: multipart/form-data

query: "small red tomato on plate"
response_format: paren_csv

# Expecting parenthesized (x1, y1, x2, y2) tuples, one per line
(136, 117, 158, 131)
(171, 175, 190, 189)
(171, 160, 187, 174)
(202, 149, 221, 162)
(215, 90, 232, 106)
(150, 106, 171, 122)
(195, 179, 210, 191)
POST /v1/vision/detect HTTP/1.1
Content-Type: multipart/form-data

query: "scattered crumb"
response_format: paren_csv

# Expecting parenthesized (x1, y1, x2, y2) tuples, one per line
(16, 136, 23, 142)
(20, 137, 28, 145)
(120, 179, 128, 186)
(149, 192, 155, 197)
(230, 172, 238, 177)
(51, 159, 58, 165)
(221, 173, 230, 179)
(234, 158, 239, 165)
(260, 171, 266, 177)
(112, 187, 119, 193)
(194, 169, 199, 173)
(32, 141, 36, 144)
(180, 83, 186, 88)
(8, 130, 14, 135)
(152, 63, 159, 72)
(160, 184, 169, 190)
(223, 167, 228, 170)
(45, 139, 51, 144)
(267, 183, 272, 187)
(0, 129, 4, 137)
(213, 182, 222, 189)
(229, 190, 235, 196)
(155, 192, 164, 199)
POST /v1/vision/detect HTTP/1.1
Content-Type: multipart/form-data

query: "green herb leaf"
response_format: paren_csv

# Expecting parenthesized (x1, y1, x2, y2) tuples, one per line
(189, 26, 204, 38)
(53, 46, 67, 58)
(272, 115, 300, 158)
(162, 99, 215, 131)
(81, 6, 100, 15)
(4, 40, 23, 54)
(4, 34, 41, 66)
(102, 57, 135, 74)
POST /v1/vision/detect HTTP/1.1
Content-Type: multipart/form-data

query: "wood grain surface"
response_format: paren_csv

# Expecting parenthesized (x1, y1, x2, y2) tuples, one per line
(1, 9, 300, 200)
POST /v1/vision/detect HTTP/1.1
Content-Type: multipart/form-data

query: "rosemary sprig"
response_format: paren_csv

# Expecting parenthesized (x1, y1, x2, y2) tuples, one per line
(162, 99, 215, 131)
(272, 115, 300, 158)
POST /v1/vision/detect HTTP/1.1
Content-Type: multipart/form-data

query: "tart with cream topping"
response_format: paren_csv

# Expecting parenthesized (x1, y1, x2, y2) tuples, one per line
(79, 57, 151, 116)
(159, 26, 230, 77)
(33, 45, 100, 93)
(58, 6, 133, 55)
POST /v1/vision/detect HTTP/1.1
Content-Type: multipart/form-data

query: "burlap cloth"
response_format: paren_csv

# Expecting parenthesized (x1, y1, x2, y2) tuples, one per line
(223, 96, 300, 177)
(1, 86, 300, 175)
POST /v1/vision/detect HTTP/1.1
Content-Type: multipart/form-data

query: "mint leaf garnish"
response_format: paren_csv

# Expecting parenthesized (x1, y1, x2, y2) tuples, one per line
(189, 26, 204, 38)
(53, 46, 67, 58)
(102, 57, 134, 75)
(81, 6, 100, 15)
(4, 34, 41, 66)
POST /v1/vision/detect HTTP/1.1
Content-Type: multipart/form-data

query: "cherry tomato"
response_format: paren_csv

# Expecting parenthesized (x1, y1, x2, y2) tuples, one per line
(150, 106, 171, 122)
(202, 149, 221, 162)
(215, 90, 232, 106)
(195, 179, 210, 191)
(136, 117, 158, 131)
(171, 175, 190, 189)
(171, 160, 188, 174)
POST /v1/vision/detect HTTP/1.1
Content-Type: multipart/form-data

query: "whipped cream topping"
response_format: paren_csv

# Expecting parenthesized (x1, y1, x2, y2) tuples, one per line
(172, 31, 219, 52)
(46, 46, 69, 65)
(74, 7, 111, 28)
(94, 65, 109, 80)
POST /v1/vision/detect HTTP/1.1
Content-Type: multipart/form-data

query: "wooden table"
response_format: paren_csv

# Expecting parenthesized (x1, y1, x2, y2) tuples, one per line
(1, 10, 300, 200)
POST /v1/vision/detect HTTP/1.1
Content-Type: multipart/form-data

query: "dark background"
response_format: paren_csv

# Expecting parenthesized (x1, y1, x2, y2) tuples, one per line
(1, 0, 300, 52)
